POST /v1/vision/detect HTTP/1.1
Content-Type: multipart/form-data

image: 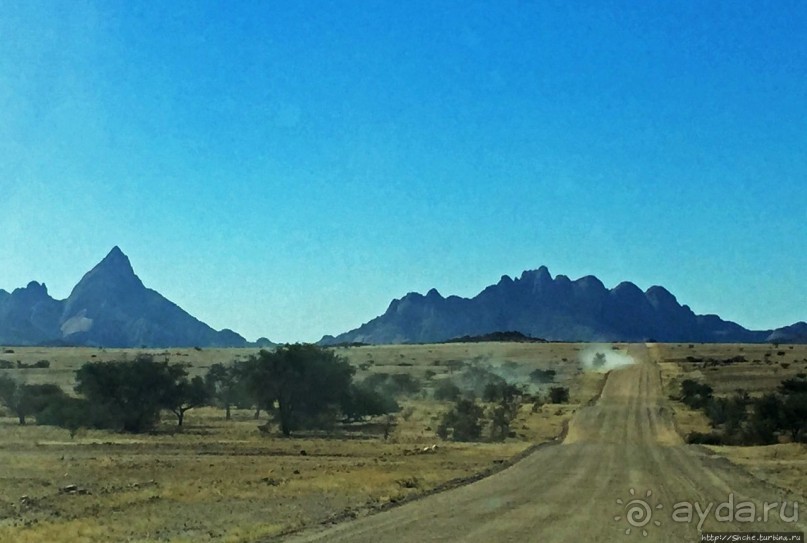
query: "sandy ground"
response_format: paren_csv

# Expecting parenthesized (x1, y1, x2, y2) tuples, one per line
(283, 345, 806, 543)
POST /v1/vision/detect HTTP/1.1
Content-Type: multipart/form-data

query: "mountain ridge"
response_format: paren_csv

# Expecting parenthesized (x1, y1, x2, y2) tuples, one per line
(0, 248, 262, 348)
(320, 267, 801, 345)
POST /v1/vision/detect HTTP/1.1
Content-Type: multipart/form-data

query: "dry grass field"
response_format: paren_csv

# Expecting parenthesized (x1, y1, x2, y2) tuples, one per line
(0, 342, 603, 543)
(654, 342, 807, 501)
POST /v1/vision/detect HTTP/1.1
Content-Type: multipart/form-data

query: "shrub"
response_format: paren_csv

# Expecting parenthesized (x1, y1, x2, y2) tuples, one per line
(548, 387, 569, 404)
(679, 379, 714, 409)
(686, 431, 724, 445)
(436, 399, 484, 442)
(433, 380, 462, 402)
(529, 368, 556, 384)
(341, 383, 400, 422)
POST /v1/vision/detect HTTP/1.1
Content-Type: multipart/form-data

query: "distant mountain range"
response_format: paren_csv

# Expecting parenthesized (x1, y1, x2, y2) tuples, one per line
(3, 252, 804, 347)
(0, 247, 273, 348)
(320, 266, 806, 345)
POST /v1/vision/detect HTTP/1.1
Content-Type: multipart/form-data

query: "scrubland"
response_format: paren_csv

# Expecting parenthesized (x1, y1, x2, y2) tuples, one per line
(0, 342, 597, 543)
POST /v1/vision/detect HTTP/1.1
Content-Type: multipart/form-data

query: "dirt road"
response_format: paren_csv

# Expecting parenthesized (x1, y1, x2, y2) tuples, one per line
(284, 345, 805, 542)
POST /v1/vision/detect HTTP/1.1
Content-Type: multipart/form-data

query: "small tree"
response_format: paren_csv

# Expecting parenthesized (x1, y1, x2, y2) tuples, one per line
(340, 382, 399, 422)
(433, 380, 462, 402)
(548, 387, 570, 404)
(36, 396, 92, 437)
(0, 375, 28, 424)
(205, 361, 253, 420)
(436, 399, 484, 442)
(165, 373, 210, 427)
(746, 394, 783, 445)
(0, 376, 66, 425)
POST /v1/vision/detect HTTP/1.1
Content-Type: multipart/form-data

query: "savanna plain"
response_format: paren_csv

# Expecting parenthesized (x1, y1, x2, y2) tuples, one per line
(1, 342, 805, 542)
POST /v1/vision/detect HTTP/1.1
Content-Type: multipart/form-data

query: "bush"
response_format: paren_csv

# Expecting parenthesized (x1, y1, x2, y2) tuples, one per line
(35, 396, 110, 436)
(341, 383, 400, 422)
(529, 369, 556, 384)
(459, 365, 505, 397)
(437, 399, 484, 442)
(361, 372, 422, 398)
(433, 380, 462, 402)
(482, 381, 523, 404)
(679, 379, 714, 409)
(0, 376, 67, 425)
(686, 431, 724, 445)
(548, 387, 569, 404)
(705, 394, 747, 433)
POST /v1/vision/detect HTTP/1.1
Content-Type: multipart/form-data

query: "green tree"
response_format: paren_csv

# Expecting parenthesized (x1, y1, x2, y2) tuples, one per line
(0, 375, 66, 425)
(483, 382, 523, 441)
(205, 362, 250, 420)
(436, 399, 484, 442)
(75, 354, 183, 433)
(340, 382, 399, 422)
(164, 372, 210, 426)
(245, 344, 355, 436)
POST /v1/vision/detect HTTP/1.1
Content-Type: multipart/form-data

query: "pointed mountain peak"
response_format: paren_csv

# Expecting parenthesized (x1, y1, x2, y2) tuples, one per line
(99, 246, 133, 270)
(68, 247, 142, 300)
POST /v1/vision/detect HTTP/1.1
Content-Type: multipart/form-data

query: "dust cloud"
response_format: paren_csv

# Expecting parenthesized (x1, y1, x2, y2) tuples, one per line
(579, 345, 635, 372)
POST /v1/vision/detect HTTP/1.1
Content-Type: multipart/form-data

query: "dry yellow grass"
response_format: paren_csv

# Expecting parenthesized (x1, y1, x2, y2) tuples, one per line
(0, 342, 602, 542)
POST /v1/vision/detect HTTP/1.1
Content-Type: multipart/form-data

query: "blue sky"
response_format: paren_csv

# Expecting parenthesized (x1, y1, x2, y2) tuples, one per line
(1, 1, 805, 342)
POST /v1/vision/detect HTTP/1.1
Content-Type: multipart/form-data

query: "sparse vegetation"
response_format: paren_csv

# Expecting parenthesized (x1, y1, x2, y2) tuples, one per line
(678, 375, 807, 445)
(0, 341, 596, 542)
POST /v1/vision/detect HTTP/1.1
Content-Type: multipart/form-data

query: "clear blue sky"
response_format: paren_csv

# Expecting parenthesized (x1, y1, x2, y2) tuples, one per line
(1, 1, 805, 342)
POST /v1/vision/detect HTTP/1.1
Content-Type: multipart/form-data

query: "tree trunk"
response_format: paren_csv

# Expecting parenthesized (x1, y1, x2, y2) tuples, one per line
(18, 413, 26, 425)
(177, 410, 185, 426)
(225, 404, 231, 421)
(279, 403, 292, 437)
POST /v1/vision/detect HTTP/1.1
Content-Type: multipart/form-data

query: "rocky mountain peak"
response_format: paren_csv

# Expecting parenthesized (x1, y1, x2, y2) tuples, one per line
(519, 266, 552, 284)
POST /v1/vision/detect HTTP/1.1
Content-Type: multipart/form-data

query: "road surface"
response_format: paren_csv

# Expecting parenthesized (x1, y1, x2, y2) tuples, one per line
(285, 345, 805, 542)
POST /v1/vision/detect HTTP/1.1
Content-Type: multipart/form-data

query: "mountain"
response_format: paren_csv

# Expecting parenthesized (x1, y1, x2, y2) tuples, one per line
(320, 266, 802, 345)
(0, 281, 63, 345)
(766, 322, 807, 344)
(0, 247, 251, 348)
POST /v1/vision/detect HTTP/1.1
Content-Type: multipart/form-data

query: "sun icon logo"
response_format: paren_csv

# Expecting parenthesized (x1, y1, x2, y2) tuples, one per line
(614, 488, 663, 536)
